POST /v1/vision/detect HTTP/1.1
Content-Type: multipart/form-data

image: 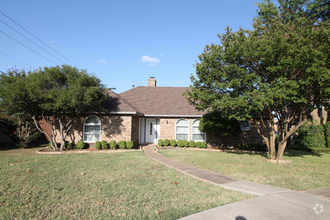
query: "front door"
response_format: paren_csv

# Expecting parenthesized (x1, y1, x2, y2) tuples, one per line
(146, 118, 157, 143)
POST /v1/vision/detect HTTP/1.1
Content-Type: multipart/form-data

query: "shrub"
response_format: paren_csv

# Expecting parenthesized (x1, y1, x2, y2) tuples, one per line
(201, 142, 207, 149)
(77, 140, 85, 149)
(110, 140, 116, 149)
(163, 139, 170, 146)
(67, 142, 75, 150)
(297, 123, 326, 149)
(170, 139, 176, 147)
(126, 141, 133, 149)
(118, 141, 126, 149)
(183, 140, 189, 147)
(196, 142, 201, 148)
(158, 139, 164, 146)
(189, 140, 196, 148)
(325, 123, 330, 148)
(95, 141, 102, 149)
(235, 142, 267, 151)
(177, 140, 184, 147)
(235, 142, 249, 150)
(101, 141, 108, 149)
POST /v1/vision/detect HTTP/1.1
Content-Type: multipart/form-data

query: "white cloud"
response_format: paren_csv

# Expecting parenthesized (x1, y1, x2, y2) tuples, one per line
(99, 59, 107, 63)
(141, 56, 160, 63)
(149, 63, 156, 67)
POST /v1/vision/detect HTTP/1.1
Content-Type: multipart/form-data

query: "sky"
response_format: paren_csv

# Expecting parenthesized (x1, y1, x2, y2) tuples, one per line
(1, 0, 268, 93)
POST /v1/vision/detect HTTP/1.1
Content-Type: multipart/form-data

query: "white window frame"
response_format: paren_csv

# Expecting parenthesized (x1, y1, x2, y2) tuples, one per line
(192, 119, 206, 142)
(83, 116, 101, 142)
(239, 120, 250, 131)
(175, 118, 189, 141)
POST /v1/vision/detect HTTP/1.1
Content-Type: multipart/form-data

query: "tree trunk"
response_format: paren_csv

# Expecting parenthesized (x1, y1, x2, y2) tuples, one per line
(269, 121, 276, 159)
(33, 115, 58, 151)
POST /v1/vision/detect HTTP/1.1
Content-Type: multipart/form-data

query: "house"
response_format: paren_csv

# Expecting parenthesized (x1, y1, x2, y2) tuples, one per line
(56, 77, 265, 148)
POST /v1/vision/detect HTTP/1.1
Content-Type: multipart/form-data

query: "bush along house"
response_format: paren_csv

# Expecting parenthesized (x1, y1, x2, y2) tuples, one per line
(57, 77, 265, 148)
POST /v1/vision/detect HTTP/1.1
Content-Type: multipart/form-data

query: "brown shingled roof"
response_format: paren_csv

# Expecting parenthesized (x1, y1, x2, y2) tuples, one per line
(102, 90, 139, 113)
(118, 86, 204, 116)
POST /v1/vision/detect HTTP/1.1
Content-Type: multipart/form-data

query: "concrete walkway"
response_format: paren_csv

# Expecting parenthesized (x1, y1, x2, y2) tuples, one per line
(143, 145, 330, 220)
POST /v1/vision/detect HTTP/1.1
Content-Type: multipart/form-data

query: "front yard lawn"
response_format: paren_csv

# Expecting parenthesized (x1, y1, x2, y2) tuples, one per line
(160, 150, 330, 191)
(0, 147, 253, 219)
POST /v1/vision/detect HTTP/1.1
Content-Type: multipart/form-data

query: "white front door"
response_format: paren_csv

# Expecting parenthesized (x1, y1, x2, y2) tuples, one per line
(146, 118, 157, 143)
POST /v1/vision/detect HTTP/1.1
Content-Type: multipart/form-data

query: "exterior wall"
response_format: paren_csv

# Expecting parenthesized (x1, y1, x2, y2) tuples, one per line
(207, 120, 266, 148)
(159, 117, 265, 148)
(55, 115, 133, 146)
(131, 116, 140, 147)
(159, 118, 202, 141)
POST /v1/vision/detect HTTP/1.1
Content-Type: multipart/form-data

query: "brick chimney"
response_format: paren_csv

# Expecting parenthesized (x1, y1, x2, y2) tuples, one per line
(148, 77, 156, 87)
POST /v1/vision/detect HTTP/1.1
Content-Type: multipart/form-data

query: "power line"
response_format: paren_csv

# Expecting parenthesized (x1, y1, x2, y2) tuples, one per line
(0, 50, 35, 69)
(1, 31, 58, 66)
(0, 11, 81, 69)
(1, 19, 67, 65)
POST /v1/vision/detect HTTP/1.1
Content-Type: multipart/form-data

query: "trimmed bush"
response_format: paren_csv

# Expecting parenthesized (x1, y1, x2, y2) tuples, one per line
(177, 140, 184, 147)
(101, 141, 108, 149)
(183, 140, 189, 147)
(189, 140, 196, 148)
(235, 142, 267, 151)
(201, 142, 207, 149)
(170, 139, 176, 147)
(158, 139, 164, 146)
(77, 140, 85, 149)
(325, 123, 330, 148)
(196, 142, 201, 148)
(110, 140, 116, 149)
(297, 123, 326, 149)
(118, 141, 126, 149)
(95, 141, 102, 149)
(126, 141, 133, 149)
(163, 139, 170, 146)
(67, 142, 75, 150)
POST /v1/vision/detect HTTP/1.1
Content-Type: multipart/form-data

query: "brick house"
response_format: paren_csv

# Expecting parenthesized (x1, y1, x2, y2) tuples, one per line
(58, 77, 264, 148)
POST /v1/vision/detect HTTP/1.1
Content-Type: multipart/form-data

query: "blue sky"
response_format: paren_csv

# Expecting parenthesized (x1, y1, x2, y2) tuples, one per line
(1, 0, 268, 93)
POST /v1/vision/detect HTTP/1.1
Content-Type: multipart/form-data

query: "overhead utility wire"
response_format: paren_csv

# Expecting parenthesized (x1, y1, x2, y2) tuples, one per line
(0, 11, 81, 69)
(0, 31, 58, 66)
(1, 19, 67, 65)
(0, 50, 35, 69)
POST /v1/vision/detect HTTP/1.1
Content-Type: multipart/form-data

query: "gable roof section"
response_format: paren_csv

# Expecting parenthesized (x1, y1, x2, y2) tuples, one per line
(102, 90, 141, 115)
(118, 86, 203, 116)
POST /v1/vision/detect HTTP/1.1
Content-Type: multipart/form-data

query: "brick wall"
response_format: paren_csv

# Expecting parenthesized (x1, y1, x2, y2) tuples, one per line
(131, 116, 140, 147)
(55, 115, 133, 145)
(158, 117, 265, 148)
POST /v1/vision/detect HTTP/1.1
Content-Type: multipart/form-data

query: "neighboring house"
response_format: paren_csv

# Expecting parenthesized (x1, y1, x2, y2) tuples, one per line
(55, 77, 265, 148)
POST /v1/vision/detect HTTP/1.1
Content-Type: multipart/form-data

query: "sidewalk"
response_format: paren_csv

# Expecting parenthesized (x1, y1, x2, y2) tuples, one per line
(143, 145, 330, 220)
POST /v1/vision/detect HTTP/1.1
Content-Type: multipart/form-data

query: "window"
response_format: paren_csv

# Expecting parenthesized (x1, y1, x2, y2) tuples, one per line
(176, 119, 189, 140)
(239, 121, 250, 131)
(192, 119, 206, 141)
(84, 116, 101, 142)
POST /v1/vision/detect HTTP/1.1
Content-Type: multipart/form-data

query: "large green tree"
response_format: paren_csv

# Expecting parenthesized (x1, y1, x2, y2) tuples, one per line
(186, 0, 330, 160)
(28, 65, 107, 151)
(0, 68, 40, 148)
(0, 65, 107, 151)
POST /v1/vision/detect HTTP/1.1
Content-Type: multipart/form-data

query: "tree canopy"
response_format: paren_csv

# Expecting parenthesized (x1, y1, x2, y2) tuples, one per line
(186, 0, 330, 159)
(0, 65, 107, 150)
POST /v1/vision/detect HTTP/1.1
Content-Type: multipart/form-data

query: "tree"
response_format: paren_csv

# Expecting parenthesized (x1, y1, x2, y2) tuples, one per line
(186, 0, 330, 160)
(27, 65, 107, 151)
(199, 111, 241, 137)
(0, 68, 40, 148)
(0, 65, 107, 151)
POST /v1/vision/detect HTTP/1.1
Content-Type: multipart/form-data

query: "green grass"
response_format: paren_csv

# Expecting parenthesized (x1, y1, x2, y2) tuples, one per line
(0, 147, 253, 219)
(160, 150, 330, 191)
